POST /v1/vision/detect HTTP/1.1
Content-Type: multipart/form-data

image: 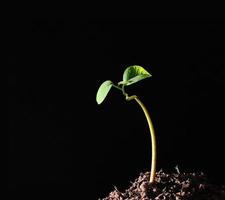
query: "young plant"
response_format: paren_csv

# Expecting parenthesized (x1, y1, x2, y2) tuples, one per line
(96, 65, 157, 183)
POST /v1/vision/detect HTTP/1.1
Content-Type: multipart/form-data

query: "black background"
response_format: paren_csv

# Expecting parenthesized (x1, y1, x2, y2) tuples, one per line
(8, 18, 225, 199)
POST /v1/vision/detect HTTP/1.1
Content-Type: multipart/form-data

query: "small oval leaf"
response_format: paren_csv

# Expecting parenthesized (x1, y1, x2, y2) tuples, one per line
(96, 80, 113, 104)
(122, 65, 151, 86)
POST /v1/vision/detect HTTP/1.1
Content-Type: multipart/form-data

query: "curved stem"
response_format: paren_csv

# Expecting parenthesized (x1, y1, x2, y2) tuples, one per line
(127, 95, 157, 183)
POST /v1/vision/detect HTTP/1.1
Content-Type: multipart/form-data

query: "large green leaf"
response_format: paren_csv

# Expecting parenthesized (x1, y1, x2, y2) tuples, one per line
(119, 65, 151, 86)
(96, 80, 113, 104)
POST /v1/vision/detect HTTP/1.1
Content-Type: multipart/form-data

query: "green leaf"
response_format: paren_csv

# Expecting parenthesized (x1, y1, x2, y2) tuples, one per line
(120, 65, 151, 86)
(96, 80, 113, 104)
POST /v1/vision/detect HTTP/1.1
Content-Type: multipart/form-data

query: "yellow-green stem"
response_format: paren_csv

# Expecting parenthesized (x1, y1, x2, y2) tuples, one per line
(127, 95, 157, 183)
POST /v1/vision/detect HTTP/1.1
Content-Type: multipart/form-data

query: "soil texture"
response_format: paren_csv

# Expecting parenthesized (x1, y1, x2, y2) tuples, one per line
(99, 170, 225, 200)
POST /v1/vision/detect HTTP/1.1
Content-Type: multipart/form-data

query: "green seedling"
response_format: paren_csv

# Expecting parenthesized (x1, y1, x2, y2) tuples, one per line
(96, 65, 157, 183)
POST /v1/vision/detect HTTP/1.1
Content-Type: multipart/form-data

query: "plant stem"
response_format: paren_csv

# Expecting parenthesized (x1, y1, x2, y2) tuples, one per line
(112, 84, 123, 91)
(127, 95, 157, 183)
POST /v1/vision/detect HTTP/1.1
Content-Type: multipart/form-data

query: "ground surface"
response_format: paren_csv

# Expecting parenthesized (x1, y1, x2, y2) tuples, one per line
(99, 170, 225, 200)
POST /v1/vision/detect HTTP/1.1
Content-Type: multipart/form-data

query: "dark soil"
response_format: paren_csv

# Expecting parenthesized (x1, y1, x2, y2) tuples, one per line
(99, 170, 225, 200)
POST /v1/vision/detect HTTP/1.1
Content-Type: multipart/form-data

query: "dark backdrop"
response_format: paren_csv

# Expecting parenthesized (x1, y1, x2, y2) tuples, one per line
(8, 19, 225, 199)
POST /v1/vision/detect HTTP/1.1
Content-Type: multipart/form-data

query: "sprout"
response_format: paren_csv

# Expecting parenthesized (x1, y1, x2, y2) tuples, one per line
(96, 65, 157, 183)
